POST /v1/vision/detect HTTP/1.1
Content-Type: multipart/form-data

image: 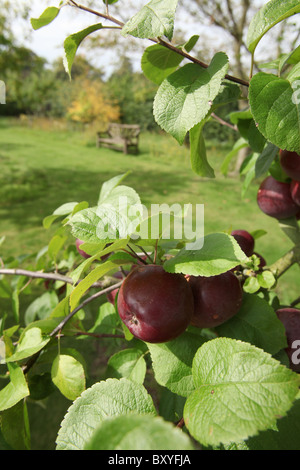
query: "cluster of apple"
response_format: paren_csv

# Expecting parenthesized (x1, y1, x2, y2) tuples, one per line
(105, 229, 260, 344)
(75, 229, 300, 372)
(257, 150, 300, 220)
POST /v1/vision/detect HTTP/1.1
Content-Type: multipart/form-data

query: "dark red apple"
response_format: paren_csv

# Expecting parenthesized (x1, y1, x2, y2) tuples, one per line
(188, 271, 243, 328)
(290, 180, 300, 207)
(117, 264, 194, 343)
(231, 230, 255, 257)
(257, 175, 300, 219)
(280, 149, 300, 181)
(276, 308, 300, 372)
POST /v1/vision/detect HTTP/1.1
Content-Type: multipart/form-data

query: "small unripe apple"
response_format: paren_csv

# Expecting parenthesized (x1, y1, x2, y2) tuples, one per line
(231, 229, 255, 257)
(257, 175, 300, 219)
(117, 264, 194, 343)
(188, 271, 243, 328)
(276, 308, 300, 372)
(280, 149, 300, 181)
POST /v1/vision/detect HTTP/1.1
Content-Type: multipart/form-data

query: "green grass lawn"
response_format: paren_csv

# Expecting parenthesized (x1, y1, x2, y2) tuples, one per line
(0, 118, 299, 304)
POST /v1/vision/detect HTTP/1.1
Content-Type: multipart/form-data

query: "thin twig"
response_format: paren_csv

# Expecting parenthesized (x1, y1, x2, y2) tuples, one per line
(211, 113, 238, 131)
(49, 281, 123, 338)
(136, 245, 153, 263)
(0, 268, 73, 284)
(68, 0, 124, 26)
(0, 268, 111, 289)
(67, 0, 250, 88)
(22, 280, 124, 374)
(123, 246, 148, 265)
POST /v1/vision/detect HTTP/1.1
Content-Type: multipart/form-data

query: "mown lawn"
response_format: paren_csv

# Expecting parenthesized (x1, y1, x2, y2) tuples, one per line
(0, 118, 299, 304)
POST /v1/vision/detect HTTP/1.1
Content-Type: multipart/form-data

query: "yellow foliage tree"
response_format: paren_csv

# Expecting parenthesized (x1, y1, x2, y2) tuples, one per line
(67, 79, 120, 126)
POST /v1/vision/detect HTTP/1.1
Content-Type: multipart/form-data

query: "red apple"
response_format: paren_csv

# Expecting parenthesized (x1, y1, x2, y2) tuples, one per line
(280, 150, 300, 181)
(188, 271, 243, 328)
(117, 264, 194, 343)
(231, 230, 255, 257)
(257, 176, 300, 219)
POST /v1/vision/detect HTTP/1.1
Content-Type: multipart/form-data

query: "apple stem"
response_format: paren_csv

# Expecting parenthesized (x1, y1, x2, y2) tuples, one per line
(123, 246, 148, 265)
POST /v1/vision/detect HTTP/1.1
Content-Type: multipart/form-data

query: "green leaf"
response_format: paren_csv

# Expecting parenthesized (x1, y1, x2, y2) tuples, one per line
(98, 172, 131, 204)
(5, 327, 50, 363)
(216, 293, 287, 355)
(106, 349, 146, 384)
(220, 137, 248, 176)
(247, 0, 300, 54)
(69, 260, 118, 311)
(257, 270, 276, 289)
(31, 6, 60, 30)
(141, 35, 199, 85)
(190, 120, 215, 178)
(244, 397, 300, 450)
(0, 278, 11, 298)
(122, 0, 179, 41)
(89, 301, 120, 335)
(48, 234, 67, 262)
(249, 72, 300, 154)
(84, 414, 195, 450)
(70, 238, 127, 286)
(43, 201, 88, 229)
(159, 388, 186, 423)
(64, 24, 103, 78)
(242, 275, 261, 293)
(153, 53, 229, 144)
(148, 330, 207, 397)
(68, 185, 142, 243)
(0, 363, 29, 411)
(163, 232, 247, 277)
(184, 338, 300, 447)
(56, 378, 156, 450)
(51, 354, 86, 401)
(0, 401, 30, 450)
(24, 291, 59, 325)
(255, 142, 279, 178)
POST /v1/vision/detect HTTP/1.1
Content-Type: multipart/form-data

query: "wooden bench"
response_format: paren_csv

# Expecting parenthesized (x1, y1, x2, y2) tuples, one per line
(96, 123, 140, 154)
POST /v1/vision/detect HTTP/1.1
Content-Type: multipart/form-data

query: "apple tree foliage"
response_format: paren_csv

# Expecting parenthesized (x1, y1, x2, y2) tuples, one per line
(1, 0, 300, 451)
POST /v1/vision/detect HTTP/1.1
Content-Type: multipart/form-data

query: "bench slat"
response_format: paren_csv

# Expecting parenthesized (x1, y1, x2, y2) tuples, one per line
(97, 123, 140, 154)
